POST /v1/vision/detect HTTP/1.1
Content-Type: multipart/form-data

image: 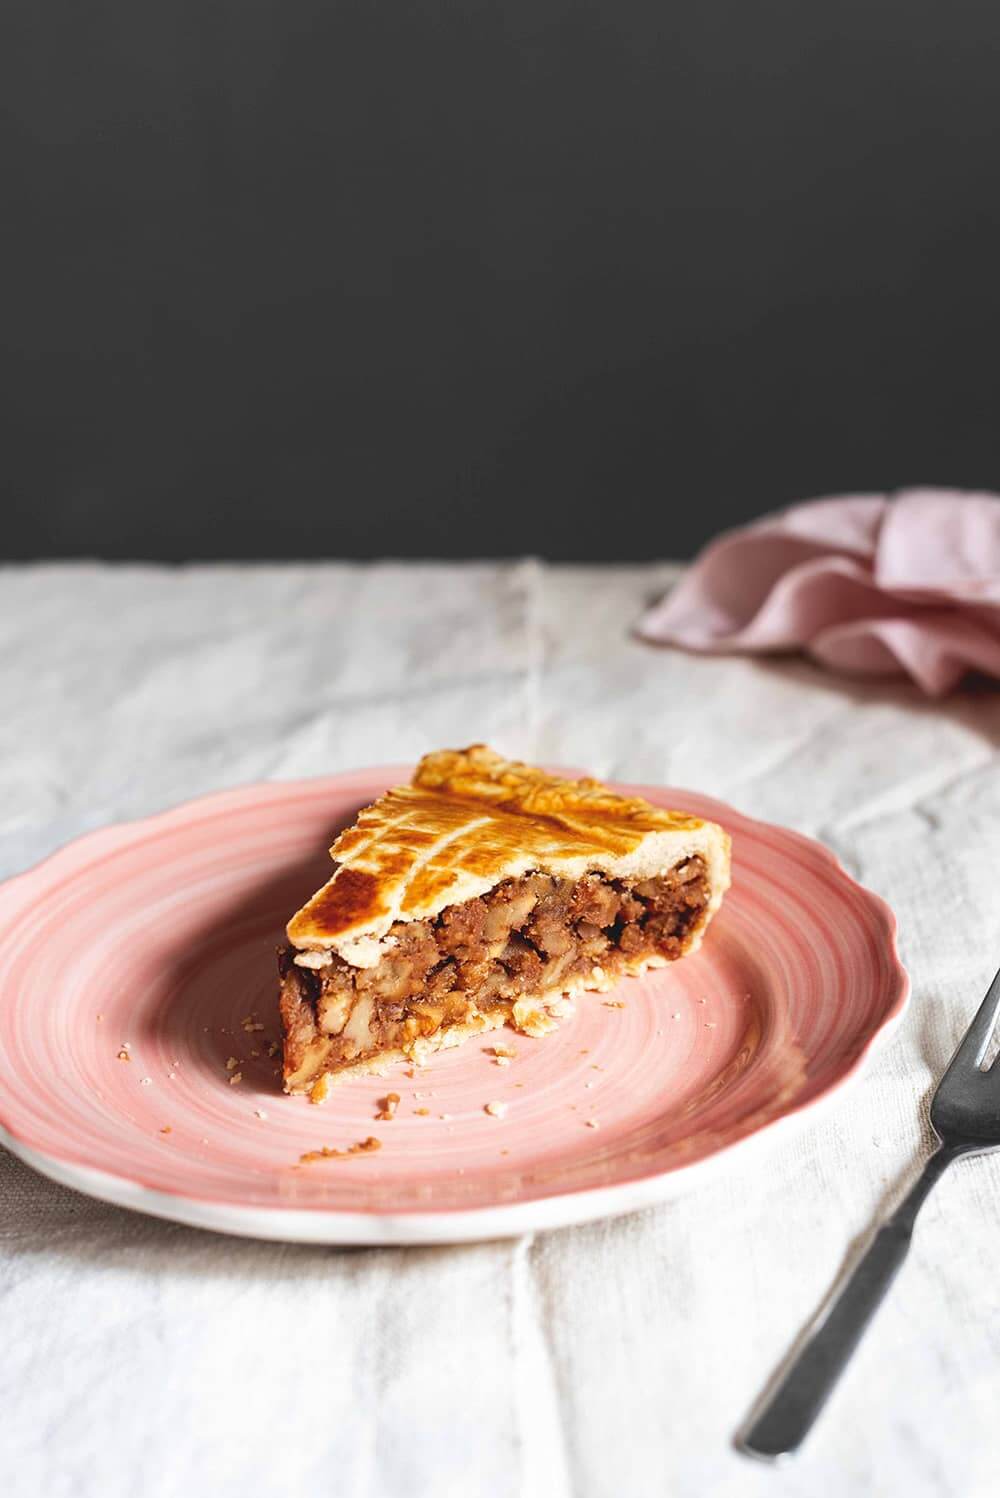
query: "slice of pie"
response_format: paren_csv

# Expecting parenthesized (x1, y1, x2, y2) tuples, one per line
(278, 746, 731, 1094)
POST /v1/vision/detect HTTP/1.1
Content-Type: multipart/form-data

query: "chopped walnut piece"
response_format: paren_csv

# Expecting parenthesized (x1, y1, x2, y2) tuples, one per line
(299, 1136, 382, 1164)
(228, 1072, 243, 1086)
(225, 1056, 239, 1071)
(375, 1092, 400, 1121)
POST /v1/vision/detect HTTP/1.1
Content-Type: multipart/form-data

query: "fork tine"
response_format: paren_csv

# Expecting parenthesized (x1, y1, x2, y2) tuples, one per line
(941, 966, 1000, 1075)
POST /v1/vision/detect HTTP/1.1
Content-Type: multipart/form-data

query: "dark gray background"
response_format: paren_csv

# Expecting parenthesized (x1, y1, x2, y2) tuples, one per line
(4, 2, 1000, 561)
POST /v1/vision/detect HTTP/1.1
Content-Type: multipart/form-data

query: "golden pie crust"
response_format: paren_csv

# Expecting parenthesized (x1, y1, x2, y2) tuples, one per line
(288, 745, 730, 969)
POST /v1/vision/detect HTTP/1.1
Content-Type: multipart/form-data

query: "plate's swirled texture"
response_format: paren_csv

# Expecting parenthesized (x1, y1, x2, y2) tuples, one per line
(0, 770, 908, 1243)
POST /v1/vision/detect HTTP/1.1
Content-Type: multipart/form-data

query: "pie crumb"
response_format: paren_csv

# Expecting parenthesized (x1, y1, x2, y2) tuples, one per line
(375, 1093, 400, 1121)
(299, 1136, 381, 1164)
(309, 1075, 331, 1105)
(602, 1000, 626, 1010)
(228, 1072, 243, 1086)
(225, 1056, 239, 1072)
(159, 1126, 172, 1134)
(254, 1109, 268, 1120)
(484, 1101, 508, 1119)
(116, 1049, 131, 1062)
(585, 1118, 600, 1129)
(139, 1077, 152, 1086)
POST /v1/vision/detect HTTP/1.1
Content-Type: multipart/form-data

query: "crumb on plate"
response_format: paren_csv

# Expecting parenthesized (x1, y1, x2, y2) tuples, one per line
(299, 1136, 381, 1164)
(309, 1074, 331, 1105)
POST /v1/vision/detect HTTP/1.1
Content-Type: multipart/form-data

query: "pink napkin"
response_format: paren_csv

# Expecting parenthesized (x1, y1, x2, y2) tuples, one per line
(638, 489, 1000, 696)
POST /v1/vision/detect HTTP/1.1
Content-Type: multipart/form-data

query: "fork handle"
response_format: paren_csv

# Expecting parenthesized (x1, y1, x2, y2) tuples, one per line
(740, 1147, 958, 1460)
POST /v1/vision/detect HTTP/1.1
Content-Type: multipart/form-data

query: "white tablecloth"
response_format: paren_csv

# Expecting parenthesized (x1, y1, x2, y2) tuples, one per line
(3, 561, 999, 1498)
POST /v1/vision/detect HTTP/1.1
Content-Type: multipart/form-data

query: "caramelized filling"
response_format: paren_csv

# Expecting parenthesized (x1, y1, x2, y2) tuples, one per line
(279, 859, 709, 1081)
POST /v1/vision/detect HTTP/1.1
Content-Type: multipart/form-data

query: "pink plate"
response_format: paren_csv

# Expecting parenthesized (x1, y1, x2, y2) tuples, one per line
(0, 770, 909, 1244)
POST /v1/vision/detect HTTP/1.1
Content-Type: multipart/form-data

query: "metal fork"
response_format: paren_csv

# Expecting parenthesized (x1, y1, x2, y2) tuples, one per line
(740, 966, 1000, 1461)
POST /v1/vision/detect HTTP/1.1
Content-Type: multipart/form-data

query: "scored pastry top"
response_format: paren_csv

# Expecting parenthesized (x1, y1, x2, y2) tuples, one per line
(287, 745, 731, 966)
